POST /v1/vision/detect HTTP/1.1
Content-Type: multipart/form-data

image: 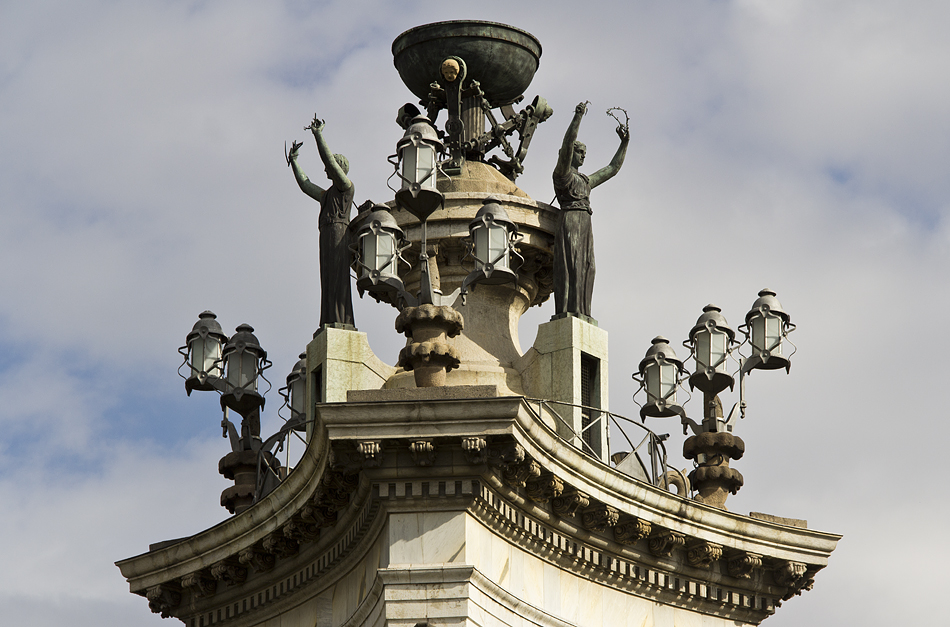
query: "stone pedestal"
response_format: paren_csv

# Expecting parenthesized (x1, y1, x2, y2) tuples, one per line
(516, 314, 609, 460)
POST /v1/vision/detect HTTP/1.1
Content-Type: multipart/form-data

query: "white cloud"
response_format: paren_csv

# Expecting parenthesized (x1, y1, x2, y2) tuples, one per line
(0, 0, 947, 624)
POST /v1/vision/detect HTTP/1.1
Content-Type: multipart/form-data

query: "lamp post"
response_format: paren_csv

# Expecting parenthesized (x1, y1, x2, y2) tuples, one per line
(179, 312, 308, 514)
(633, 289, 796, 509)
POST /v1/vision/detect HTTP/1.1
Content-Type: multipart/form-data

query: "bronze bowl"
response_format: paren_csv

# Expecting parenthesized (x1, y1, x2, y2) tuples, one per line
(392, 20, 542, 107)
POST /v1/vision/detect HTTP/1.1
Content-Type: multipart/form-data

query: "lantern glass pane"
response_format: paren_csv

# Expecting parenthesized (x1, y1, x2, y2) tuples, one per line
(190, 336, 222, 377)
(375, 232, 395, 277)
(646, 362, 676, 404)
(474, 224, 509, 271)
(708, 331, 727, 372)
(401, 144, 436, 191)
(752, 314, 783, 355)
(227, 351, 258, 391)
(766, 315, 783, 356)
(290, 377, 306, 415)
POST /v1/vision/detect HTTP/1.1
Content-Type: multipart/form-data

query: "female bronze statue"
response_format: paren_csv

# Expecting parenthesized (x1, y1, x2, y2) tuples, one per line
(552, 102, 629, 318)
(287, 116, 355, 328)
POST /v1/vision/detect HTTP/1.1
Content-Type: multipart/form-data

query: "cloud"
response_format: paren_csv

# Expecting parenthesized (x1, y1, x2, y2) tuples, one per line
(0, 1, 947, 625)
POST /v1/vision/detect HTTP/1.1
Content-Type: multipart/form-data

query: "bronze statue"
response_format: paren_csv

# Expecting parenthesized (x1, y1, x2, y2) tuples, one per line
(287, 116, 355, 328)
(552, 102, 629, 318)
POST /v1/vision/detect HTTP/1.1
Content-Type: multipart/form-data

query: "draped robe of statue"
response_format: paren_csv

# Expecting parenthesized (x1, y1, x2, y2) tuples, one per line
(553, 169, 595, 317)
(318, 183, 355, 328)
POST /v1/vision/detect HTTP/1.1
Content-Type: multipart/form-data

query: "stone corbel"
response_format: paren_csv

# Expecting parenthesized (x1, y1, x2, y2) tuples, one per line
(648, 530, 686, 558)
(727, 552, 763, 579)
(525, 472, 564, 503)
(283, 516, 321, 543)
(358, 440, 383, 468)
(487, 441, 525, 467)
(613, 516, 652, 545)
(552, 488, 591, 517)
(211, 558, 248, 587)
(409, 440, 436, 466)
(262, 532, 298, 559)
(462, 436, 487, 464)
(772, 560, 807, 587)
(300, 503, 337, 528)
(238, 546, 275, 573)
(686, 541, 724, 568)
(581, 503, 620, 532)
(502, 458, 541, 488)
(180, 570, 216, 598)
(145, 583, 181, 618)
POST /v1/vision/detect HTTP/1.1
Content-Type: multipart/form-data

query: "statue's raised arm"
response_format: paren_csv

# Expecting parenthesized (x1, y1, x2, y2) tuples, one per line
(307, 116, 353, 193)
(589, 122, 629, 189)
(286, 139, 326, 202)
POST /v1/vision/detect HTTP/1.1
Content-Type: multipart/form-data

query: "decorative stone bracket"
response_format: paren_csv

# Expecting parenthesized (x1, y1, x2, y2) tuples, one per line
(146, 583, 182, 618)
(648, 530, 686, 558)
(409, 440, 436, 466)
(613, 516, 652, 545)
(686, 541, 724, 568)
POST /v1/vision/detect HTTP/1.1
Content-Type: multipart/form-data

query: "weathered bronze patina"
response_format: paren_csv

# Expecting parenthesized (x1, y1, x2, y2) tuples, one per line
(552, 102, 629, 318)
(287, 117, 355, 328)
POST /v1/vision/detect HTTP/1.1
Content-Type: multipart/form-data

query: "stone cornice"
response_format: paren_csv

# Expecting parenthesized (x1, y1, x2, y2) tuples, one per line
(117, 394, 839, 621)
(116, 416, 335, 593)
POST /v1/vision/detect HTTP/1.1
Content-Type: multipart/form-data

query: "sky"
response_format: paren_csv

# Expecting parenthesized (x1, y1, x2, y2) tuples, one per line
(1, 0, 947, 625)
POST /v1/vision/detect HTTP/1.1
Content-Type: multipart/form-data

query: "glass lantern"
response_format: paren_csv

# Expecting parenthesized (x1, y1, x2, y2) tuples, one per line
(354, 206, 408, 304)
(223, 324, 265, 393)
(280, 352, 307, 432)
(742, 288, 793, 373)
(394, 115, 444, 222)
(686, 304, 736, 395)
(465, 197, 520, 286)
(183, 310, 227, 393)
(635, 336, 687, 421)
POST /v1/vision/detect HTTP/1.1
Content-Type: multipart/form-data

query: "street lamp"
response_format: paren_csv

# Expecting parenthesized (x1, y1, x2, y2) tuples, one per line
(740, 288, 795, 374)
(685, 304, 736, 397)
(633, 336, 688, 422)
(463, 197, 523, 288)
(353, 205, 411, 306)
(182, 310, 227, 394)
(393, 114, 444, 223)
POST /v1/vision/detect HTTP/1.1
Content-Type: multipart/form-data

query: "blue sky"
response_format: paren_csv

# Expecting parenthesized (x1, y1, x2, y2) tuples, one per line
(1, 1, 948, 625)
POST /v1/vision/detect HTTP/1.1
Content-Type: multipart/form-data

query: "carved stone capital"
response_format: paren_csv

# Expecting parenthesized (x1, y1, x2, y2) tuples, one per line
(180, 570, 216, 598)
(146, 583, 181, 618)
(211, 559, 248, 586)
(582, 503, 620, 532)
(409, 440, 436, 466)
(613, 517, 652, 545)
(727, 552, 763, 579)
(552, 488, 590, 517)
(773, 561, 808, 587)
(262, 532, 298, 558)
(502, 458, 541, 488)
(358, 440, 383, 468)
(238, 546, 275, 573)
(648, 530, 686, 558)
(462, 436, 487, 464)
(525, 472, 563, 503)
(686, 541, 723, 568)
(486, 441, 525, 467)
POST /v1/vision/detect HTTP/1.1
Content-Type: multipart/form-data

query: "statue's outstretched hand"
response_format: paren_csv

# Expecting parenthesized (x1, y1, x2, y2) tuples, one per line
(306, 115, 326, 133)
(575, 101, 589, 116)
(285, 140, 303, 166)
(616, 125, 630, 142)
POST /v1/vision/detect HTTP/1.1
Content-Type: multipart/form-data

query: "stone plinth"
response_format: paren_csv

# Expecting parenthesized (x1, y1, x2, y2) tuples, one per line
(517, 314, 609, 460)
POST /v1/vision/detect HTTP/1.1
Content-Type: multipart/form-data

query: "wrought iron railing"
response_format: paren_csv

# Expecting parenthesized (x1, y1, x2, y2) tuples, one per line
(523, 397, 689, 493)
